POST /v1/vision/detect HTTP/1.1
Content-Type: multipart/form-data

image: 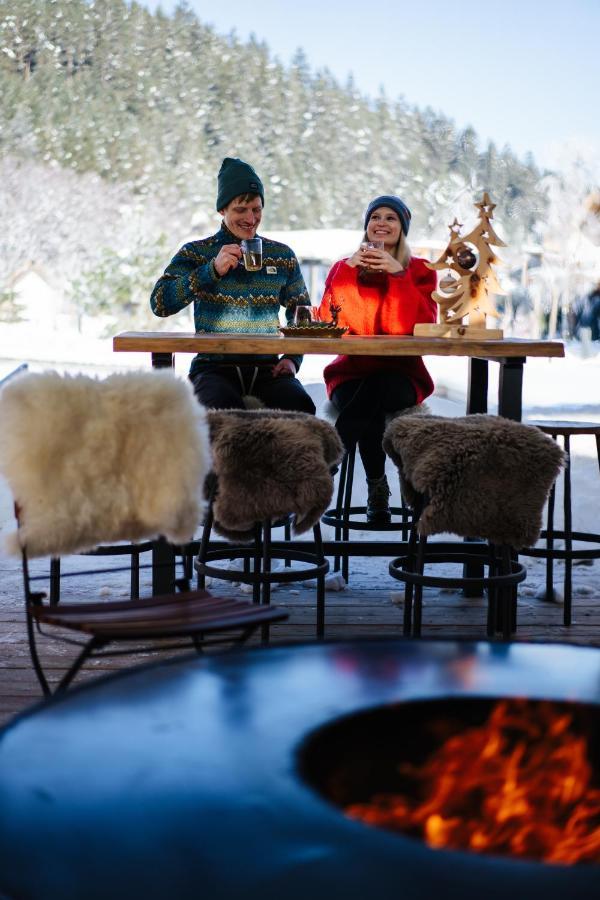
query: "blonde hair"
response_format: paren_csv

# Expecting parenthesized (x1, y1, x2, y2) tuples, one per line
(362, 228, 411, 268)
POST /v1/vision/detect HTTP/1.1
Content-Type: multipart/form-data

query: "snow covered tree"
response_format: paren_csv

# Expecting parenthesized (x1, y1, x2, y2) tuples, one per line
(0, 0, 550, 326)
(532, 143, 600, 338)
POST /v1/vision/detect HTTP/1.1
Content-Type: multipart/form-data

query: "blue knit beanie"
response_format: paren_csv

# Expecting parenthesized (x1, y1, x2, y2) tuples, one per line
(364, 195, 411, 235)
(216, 157, 264, 211)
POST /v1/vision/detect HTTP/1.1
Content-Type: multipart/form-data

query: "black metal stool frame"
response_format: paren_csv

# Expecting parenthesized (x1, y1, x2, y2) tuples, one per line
(195, 480, 329, 640)
(389, 496, 526, 639)
(322, 444, 413, 582)
(520, 426, 600, 626)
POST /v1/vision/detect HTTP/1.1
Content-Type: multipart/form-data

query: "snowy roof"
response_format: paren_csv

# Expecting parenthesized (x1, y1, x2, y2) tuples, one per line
(7, 262, 60, 290)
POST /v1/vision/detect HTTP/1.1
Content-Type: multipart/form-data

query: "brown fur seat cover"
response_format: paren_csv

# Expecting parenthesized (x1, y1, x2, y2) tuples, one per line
(207, 409, 343, 541)
(383, 414, 564, 549)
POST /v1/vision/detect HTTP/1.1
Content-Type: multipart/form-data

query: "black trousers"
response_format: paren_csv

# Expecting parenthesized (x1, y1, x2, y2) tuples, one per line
(331, 373, 417, 479)
(191, 364, 316, 415)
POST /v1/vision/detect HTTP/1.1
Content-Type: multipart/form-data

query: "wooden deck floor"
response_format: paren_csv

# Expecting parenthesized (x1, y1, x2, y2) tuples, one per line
(1, 548, 598, 727)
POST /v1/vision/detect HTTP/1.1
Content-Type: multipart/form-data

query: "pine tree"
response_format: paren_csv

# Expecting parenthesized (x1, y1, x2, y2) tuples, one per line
(0, 0, 549, 322)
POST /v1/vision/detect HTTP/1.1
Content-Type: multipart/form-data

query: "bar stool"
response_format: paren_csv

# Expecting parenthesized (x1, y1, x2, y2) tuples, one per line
(195, 409, 343, 640)
(383, 414, 564, 638)
(196, 483, 328, 640)
(321, 403, 424, 582)
(180, 392, 292, 581)
(520, 420, 600, 626)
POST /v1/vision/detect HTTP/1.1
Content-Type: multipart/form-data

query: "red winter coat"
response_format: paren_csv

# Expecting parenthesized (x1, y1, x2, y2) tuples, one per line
(318, 256, 438, 402)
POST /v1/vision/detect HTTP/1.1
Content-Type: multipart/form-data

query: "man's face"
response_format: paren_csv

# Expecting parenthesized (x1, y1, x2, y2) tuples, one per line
(220, 195, 263, 240)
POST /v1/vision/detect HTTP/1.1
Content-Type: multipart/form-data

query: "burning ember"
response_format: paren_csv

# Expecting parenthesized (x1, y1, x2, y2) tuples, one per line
(344, 699, 600, 865)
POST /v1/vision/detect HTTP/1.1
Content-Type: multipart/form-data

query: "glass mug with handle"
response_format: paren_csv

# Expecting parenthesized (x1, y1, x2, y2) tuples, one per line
(240, 237, 262, 271)
(358, 239, 387, 286)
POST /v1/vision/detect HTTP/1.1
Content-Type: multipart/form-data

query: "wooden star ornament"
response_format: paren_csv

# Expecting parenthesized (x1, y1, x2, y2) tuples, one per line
(414, 192, 506, 339)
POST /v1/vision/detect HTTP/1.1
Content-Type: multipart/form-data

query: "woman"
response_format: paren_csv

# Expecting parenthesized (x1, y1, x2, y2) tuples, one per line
(318, 195, 437, 523)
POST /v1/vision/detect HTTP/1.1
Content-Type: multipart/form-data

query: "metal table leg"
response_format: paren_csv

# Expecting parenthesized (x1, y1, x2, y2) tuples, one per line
(152, 537, 177, 595)
(497, 357, 525, 616)
(464, 358, 489, 592)
(151, 352, 175, 370)
(467, 357, 488, 414)
(498, 357, 525, 421)
(151, 350, 176, 593)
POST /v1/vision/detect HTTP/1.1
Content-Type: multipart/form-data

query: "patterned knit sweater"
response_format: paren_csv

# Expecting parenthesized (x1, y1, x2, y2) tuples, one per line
(317, 256, 438, 403)
(150, 223, 310, 378)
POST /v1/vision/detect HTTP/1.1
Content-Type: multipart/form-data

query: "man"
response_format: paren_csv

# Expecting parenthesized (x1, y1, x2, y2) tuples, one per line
(150, 157, 315, 414)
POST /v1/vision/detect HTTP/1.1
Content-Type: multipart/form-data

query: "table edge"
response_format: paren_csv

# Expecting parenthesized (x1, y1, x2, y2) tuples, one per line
(112, 332, 565, 358)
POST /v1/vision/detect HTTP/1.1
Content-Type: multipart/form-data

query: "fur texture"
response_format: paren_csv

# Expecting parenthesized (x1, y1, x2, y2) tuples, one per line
(387, 401, 431, 422)
(207, 409, 343, 541)
(0, 370, 212, 557)
(383, 414, 564, 548)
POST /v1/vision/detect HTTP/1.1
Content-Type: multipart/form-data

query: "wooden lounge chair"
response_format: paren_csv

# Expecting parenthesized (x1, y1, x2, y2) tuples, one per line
(0, 369, 286, 694)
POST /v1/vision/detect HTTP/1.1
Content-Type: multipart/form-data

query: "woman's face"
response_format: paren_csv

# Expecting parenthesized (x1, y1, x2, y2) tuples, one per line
(366, 207, 402, 250)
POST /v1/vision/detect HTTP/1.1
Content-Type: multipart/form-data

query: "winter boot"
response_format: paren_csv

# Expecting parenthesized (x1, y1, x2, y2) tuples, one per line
(366, 474, 391, 524)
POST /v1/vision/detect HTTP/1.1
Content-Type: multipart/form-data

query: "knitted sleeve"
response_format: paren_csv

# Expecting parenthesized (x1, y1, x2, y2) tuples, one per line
(150, 243, 219, 318)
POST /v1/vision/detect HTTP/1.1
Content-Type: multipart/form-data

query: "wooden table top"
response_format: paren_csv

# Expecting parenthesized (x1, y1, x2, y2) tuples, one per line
(113, 331, 565, 359)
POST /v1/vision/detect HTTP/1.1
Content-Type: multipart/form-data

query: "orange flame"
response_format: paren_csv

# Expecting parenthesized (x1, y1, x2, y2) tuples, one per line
(345, 700, 600, 865)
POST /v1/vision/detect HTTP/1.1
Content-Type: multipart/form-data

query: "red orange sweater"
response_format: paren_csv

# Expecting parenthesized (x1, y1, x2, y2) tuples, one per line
(318, 256, 438, 402)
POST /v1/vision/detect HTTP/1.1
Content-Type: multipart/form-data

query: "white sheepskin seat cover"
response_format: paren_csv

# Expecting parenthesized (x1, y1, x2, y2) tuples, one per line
(0, 370, 211, 558)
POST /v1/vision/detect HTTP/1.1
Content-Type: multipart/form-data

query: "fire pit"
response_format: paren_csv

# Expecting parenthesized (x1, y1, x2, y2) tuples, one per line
(0, 640, 599, 899)
(299, 697, 600, 866)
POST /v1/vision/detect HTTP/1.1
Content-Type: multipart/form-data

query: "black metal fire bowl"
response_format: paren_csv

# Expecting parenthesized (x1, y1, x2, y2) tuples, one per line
(1, 639, 599, 899)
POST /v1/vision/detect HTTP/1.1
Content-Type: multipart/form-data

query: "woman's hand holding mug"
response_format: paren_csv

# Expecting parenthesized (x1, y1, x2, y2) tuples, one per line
(360, 242, 404, 275)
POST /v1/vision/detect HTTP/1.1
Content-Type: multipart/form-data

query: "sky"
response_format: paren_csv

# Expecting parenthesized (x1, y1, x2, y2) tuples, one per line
(141, 0, 600, 169)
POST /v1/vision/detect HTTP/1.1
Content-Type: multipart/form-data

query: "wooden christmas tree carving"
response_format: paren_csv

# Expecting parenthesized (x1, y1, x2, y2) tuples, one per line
(414, 192, 506, 339)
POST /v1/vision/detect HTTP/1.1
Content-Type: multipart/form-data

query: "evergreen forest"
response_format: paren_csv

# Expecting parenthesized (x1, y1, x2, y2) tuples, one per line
(0, 0, 550, 327)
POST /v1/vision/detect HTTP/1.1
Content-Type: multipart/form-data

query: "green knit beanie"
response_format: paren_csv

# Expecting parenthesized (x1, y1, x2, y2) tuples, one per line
(216, 157, 264, 211)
